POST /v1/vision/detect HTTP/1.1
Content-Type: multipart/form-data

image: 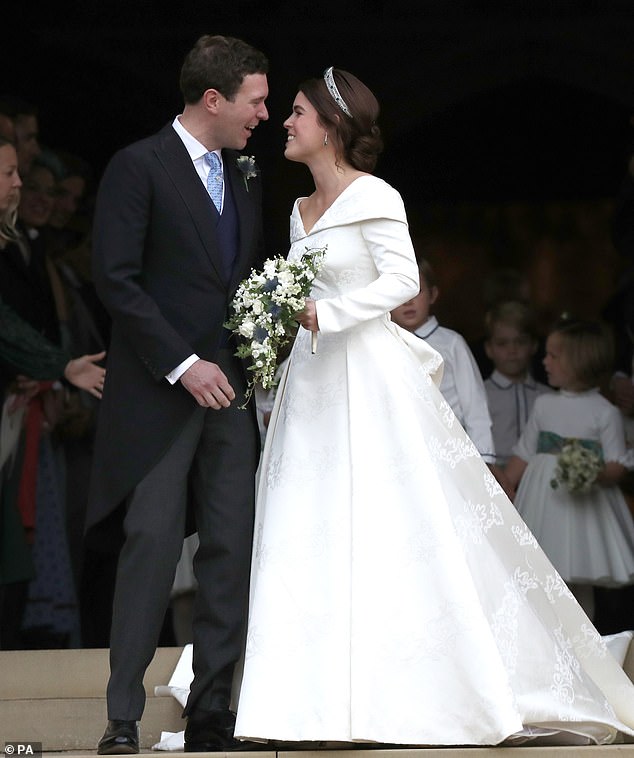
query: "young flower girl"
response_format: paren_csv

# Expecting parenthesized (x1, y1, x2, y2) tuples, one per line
(506, 318, 634, 619)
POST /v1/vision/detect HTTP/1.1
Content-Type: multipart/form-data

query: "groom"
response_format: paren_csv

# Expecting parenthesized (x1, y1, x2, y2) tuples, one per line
(86, 35, 269, 753)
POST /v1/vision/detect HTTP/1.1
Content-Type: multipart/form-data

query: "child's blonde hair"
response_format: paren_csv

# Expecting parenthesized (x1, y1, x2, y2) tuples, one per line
(485, 300, 538, 341)
(550, 317, 614, 390)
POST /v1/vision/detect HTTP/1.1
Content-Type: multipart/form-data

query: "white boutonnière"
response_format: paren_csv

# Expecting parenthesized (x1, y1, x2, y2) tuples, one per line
(236, 155, 258, 191)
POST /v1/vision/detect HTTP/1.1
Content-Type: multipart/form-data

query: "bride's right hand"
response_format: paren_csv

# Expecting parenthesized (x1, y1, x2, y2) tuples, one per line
(295, 298, 319, 332)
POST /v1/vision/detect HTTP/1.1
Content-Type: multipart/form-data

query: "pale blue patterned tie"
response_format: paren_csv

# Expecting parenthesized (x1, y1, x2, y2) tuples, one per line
(205, 151, 223, 213)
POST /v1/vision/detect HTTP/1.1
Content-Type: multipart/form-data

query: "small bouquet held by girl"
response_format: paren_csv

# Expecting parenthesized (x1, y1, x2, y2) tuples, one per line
(550, 438, 603, 494)
(225, 246, 326, 405)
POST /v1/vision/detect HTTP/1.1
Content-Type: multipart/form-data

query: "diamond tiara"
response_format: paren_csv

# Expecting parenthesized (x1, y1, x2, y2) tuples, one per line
(323, 67, 352, 117)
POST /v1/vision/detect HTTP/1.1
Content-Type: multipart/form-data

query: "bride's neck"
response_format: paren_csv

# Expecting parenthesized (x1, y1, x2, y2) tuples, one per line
(310, 162, 364, 204)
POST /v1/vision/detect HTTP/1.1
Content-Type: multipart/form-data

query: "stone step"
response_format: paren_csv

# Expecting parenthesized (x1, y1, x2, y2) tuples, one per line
(35, 748, 634, 757)
(1, 696, 182, 751)
(0, 647, 184, 751)
(0, 646, 183, 699)
(3, 646, 634, 755)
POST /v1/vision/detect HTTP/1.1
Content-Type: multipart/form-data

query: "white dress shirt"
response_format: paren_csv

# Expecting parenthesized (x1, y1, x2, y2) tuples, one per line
(415, 316, 495, 463)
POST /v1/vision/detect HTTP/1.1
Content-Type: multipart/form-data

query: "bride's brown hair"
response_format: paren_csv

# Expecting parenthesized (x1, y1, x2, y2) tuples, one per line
(300, 68, 383, 172)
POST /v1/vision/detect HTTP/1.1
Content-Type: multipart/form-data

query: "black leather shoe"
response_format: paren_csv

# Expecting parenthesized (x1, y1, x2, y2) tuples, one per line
(97, 720, 140, 755)
(184, 708, 268, 752)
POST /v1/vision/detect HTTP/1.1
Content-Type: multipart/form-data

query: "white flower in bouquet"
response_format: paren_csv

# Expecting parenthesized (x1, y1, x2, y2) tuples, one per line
(550, 439, 603, 494)
(225, 246, 326, 406)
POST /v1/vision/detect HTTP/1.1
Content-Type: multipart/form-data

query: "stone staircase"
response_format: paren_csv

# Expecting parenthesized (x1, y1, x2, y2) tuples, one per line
(2, 646, 634, 757)
(0, 647, 183, 752)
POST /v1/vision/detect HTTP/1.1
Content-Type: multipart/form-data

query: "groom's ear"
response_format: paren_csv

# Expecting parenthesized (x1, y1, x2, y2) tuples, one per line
(203, 88, 223, 114)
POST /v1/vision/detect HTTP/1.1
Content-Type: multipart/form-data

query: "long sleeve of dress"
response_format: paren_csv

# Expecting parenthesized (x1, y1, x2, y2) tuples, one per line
(315, 218, 419, 334)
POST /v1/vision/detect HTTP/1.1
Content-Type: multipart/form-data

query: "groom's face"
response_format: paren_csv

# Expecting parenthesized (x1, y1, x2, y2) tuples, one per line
(216, 73, 269, 150)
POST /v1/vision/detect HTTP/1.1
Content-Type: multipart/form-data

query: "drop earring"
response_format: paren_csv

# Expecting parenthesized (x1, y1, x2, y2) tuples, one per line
(323, 133, 329, 147)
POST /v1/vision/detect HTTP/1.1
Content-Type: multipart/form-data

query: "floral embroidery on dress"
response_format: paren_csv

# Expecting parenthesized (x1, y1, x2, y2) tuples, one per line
(543, 573, 573, 604)
(281, 369, 346, 421)
(551, 626, 579, 708)
(437, 397, 456, 427)
(491, 582, 522, 673)
(456, 499, 504, 544)
(513, 567, 539, 596)
(254, 524, 269, 571)
(511, 523, 539, 548)
(265, 445, 341, 490)
(571, 623, 608, 661)
(484, 467, 505, 497)
(428, 435, 480, 469)
(406, 519, 443, 563)
(414, 601, 471, 662)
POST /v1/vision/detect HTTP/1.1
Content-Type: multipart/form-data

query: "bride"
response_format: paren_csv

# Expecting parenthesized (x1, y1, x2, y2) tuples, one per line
(233, 67, 634, 746)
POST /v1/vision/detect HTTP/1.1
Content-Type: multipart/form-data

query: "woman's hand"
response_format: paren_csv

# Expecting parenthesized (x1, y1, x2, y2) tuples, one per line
(64, 351, 107, 398)
(295, 298, 319, 332)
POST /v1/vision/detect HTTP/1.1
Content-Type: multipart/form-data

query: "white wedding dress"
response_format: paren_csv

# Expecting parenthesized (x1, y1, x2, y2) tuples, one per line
(233, 175, 634, 746)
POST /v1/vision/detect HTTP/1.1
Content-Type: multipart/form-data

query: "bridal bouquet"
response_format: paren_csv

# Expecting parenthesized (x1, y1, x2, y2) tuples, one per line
(225, 247, 326, 405)
(549, 439, 602, 494)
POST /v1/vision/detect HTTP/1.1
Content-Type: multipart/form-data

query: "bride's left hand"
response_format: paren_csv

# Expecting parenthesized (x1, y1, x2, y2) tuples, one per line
(295, 298, 319, 333)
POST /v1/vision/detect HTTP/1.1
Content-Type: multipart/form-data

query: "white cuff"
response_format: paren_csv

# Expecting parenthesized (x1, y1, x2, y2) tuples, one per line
(166, 354, 200, 385)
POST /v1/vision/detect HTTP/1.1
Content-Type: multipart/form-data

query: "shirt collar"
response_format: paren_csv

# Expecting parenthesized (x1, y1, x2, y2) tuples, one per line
(561, 387, 599, 398)
(414, 315, 439, 340)
(172, 115, 222, 165)
(489, 369, 538, 390)
(489, 370, 513, 389)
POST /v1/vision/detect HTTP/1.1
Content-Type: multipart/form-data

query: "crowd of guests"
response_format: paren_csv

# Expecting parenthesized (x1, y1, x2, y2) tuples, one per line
(0, 92, 633, 650)
(0, 95, 112, 649)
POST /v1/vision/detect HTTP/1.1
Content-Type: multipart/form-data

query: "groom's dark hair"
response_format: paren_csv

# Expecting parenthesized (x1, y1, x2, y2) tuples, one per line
(180, 35, 268, 104)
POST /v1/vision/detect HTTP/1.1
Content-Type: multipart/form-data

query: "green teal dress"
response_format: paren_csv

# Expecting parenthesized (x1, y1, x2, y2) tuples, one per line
(0, 296, 70, 381)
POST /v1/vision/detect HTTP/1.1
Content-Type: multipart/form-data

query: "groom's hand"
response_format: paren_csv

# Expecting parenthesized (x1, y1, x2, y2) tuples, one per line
(180, 359, 235, 409)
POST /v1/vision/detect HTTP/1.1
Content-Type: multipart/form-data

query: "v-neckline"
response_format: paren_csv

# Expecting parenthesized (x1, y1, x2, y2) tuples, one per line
(297, 175, 370, 235)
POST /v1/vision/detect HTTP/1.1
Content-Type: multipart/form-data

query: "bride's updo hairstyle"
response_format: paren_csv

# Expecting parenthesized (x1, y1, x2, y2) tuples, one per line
(300, 67, 383, 172)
